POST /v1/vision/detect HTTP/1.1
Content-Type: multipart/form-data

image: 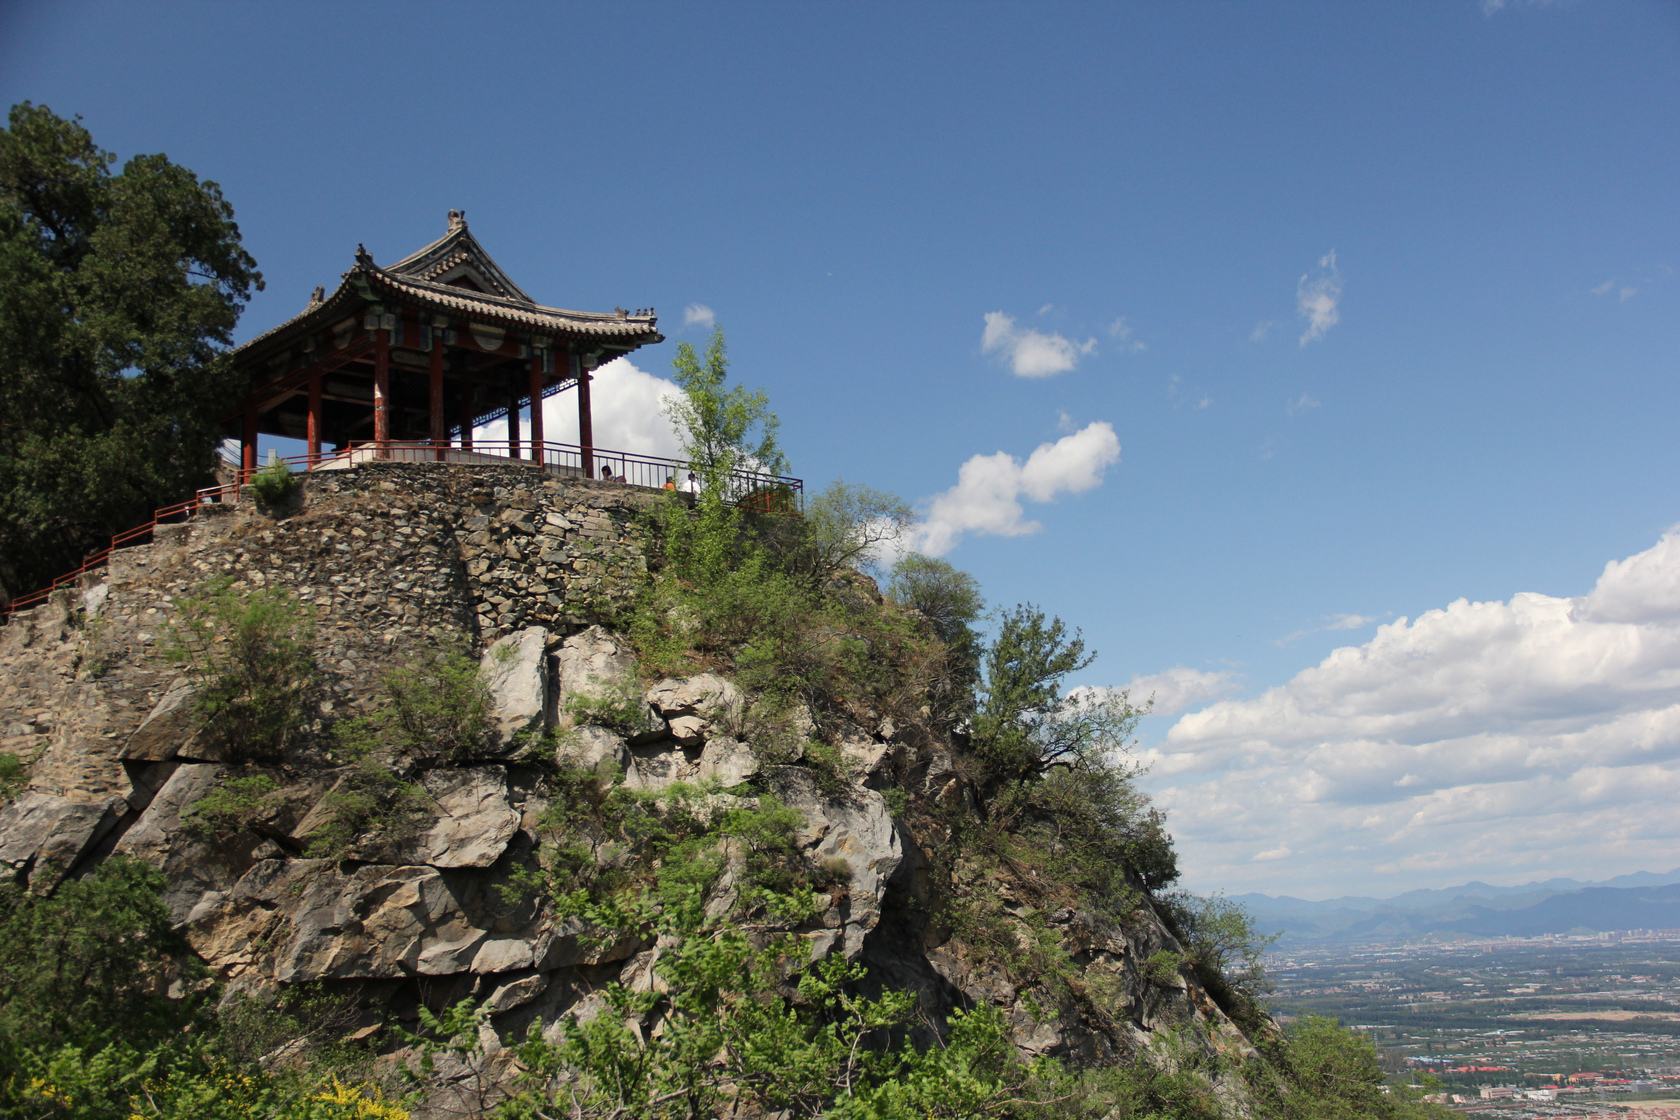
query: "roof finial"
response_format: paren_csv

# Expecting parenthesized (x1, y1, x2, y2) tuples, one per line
(354, 243, 373, 267)
(308, 284, 325, 306)
(447, 209, 466, 231)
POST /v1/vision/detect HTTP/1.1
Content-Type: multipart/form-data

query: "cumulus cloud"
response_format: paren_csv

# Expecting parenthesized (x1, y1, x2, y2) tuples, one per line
(531, 357, 684, 459)
(682, 303, 716, 330)
(1296, 250, 1342, 346)
(981, 311, 1097, 378)
(1101, 667, 1240, 717)
(1142, 527, 1680, 897)
(905, 422, 1121, 556)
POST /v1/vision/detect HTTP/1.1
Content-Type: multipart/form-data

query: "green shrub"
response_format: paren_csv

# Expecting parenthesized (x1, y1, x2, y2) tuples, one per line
(564, 687, 651, 737)
(180, 773, 279, 839)
(245, 459, 299, 508)
(162, 579, 317, 761)
(356, 646, 494, 762)
(1144, 948, 1184, 987)
(0, 750, 24, 802)
(303, 757, 427, 860)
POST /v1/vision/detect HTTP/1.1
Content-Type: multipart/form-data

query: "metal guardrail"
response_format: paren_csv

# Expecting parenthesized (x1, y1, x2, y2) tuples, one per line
(1, 440, 802, 620)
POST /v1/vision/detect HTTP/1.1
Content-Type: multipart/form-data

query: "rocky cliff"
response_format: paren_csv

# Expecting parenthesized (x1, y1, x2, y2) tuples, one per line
(0, 462, 1262, 1115)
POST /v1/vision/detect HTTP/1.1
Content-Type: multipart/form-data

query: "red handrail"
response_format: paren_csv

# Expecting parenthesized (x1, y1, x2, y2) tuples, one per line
(2, 441, 802, 620)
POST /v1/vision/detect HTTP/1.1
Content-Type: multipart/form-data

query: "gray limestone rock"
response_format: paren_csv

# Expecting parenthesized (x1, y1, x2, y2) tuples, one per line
(556, 626, 661, 741)
(123, 680, 201, 761)
(0, 790, 127, 888)
(771, 768, 901, 957)
(555, 724, 630, 782)
(480, 627, 548, 747)
(645, 673, 743, 746)
(410, 767, 520, 869)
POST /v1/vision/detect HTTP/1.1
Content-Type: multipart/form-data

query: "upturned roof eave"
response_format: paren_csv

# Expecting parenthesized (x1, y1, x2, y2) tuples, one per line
(231, 264, 662, 369)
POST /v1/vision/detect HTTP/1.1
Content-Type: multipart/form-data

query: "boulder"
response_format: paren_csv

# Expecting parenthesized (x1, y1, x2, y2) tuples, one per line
(839, 737, 894, 781)
(0, 790, 127, 889)
(115, 763, 224, 863)
(555, 725, 629, 782)
(192, 861, 505, 982)
(483, 974, 549, 1016)
(771, 769, 901, 956)
(480, 627, 548, 747)
(645, 674, 743, 745)
(123, 681, 202, 761)
(410, 767, 520, 869)
(556, 627, 661, 741)
(695, 736, 757, 787)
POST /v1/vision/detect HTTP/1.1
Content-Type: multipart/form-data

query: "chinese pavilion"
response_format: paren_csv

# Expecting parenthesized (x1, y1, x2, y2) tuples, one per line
(227, 210, 662, 478)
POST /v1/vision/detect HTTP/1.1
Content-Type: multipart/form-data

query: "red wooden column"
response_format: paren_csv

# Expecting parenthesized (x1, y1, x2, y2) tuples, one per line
(506, 382, 522, 461)
(527, 348, 545, 466)
(306, 371, 322, 464)
(429, 331, 446, 461)
(372, 322, 391, 457)
(575, 351, 595, 478)
(241, 401, 258, 478)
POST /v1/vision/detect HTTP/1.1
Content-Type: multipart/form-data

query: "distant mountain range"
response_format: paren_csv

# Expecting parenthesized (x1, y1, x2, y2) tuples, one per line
(1234, 868, 1680, 946)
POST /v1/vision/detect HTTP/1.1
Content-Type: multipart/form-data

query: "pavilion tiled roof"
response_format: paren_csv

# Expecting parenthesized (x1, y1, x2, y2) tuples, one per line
(232, 211, 662, 362)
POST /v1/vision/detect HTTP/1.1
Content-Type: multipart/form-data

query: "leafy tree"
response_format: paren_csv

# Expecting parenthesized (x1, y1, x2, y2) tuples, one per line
(778, 480, 911, 589)
(663, 325, 784, 491)
(0, 102, 262, 600)
(1163, 893, 1274, 1027)
(972, 604, 1141, 787)
(887, 555, 985, 721)
(1275, 1016, 1449, 1120)
(0, 857, 204, 1062)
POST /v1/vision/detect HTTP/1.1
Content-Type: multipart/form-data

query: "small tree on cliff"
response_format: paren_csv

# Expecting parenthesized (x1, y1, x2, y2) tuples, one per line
(663, 325, 785, 495)
(0, 102, 262, 601)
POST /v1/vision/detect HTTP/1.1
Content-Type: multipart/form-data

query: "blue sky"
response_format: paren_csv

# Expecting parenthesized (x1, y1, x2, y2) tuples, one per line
(5, 0, 1676, 898)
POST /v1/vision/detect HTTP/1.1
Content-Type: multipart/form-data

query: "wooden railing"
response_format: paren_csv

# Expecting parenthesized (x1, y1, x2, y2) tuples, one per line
(1, 440, 801, 620)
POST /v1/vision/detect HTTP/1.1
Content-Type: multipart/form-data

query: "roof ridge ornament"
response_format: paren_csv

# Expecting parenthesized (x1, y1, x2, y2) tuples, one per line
(354, 243, 373, 268)
(308, 285, 325, 306)
(448, 209, 466, 231)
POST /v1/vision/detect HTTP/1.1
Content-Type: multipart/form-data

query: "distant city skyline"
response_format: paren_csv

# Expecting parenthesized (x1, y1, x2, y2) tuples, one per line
(4, 0, 1675, 897)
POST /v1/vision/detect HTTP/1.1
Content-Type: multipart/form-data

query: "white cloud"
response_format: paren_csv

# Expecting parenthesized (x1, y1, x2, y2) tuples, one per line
(1107, 316, 1147, 353)
(1296, 250, 1342, 346)
(1286, 392, 1321, 416)
(1249, 320, 1275, 344)
(981, 311, 1097, 378)
(1107, 667, 1240, 717)
(1143, 527, 1680, 896)
(531, 357, 685, 460)
(1620, 286, 1638, 302)
(1253, 846, 1291, 863)
(682, 303, 716, 330)
(906, 422, 1121, 556)
(1592, 279, 1615, 297)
